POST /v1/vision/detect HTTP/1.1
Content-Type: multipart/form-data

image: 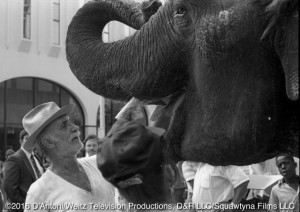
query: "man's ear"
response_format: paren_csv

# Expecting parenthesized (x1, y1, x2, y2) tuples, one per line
(41, 136, 56, 149)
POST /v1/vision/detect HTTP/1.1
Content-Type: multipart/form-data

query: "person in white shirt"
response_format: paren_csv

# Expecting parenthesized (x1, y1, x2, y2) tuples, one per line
(182, 161, 249, 212)
(268, 154, 299, 212)
(22, 102, 115, 212)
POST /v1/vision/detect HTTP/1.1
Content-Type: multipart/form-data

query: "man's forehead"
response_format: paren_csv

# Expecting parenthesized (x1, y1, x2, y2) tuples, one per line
(277, 156, 293, 163)
(86, 139, 98, 144)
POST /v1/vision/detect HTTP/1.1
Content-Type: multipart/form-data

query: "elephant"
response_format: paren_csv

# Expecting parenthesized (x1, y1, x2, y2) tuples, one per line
(66, 0, 298, 166)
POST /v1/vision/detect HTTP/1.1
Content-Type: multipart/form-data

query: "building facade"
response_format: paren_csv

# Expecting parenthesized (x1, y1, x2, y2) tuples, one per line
(0, 0, 157, 160)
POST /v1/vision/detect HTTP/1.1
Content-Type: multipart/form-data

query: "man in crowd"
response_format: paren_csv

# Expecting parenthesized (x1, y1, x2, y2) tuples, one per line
(3, 129, 45, 212)
(268, 154, 299, 212)
(84, 134, 102, 157)
(5, 149, 15, 160)
(22, 102, 115, 211)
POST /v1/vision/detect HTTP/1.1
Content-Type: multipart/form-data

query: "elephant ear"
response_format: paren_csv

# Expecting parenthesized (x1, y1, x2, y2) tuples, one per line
(262, 0, 299, 101)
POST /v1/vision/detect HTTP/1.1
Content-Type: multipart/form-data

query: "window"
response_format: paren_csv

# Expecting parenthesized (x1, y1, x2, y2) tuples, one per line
(0, 83, 5, 160)
(23, 0, 31, 39)
(35, 79, 59, 105)
(53, 0, 60, 45)
(105, 99, 125, 133)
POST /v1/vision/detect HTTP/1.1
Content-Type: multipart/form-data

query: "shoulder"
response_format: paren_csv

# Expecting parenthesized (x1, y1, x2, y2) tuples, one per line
(78, 155, 97, 168)
(3, 156, 22, 170)
(270, 183, 281, 195)
(26, 171, 57, 204)
(6, 149, 23, 161)
(27, 171, 52, 196)
(78, 156, 111, 183)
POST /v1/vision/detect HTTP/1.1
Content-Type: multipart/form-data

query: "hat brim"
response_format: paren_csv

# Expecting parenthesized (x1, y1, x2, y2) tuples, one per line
(24, 104, 74, 150)
(146, 126, 165, 137)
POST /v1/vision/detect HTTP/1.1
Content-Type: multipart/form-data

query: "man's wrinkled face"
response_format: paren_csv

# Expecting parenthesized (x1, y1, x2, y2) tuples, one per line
(85, 139, 99, 157)
(45, 115, 83, 156)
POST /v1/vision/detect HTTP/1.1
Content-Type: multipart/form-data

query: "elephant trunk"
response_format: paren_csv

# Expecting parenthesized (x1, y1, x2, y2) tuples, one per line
(66, 0, 187, 100)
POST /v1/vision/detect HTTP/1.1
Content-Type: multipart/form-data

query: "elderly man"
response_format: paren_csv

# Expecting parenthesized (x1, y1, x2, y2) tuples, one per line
(22, 102, 115, 212)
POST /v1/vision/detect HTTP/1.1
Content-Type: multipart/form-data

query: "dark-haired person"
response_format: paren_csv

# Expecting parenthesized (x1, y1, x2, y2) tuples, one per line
(268, 154, 299, 212)
(5, 149, 15, 160)
(84, 134, 102, 157)
(3, 129, 45, 212)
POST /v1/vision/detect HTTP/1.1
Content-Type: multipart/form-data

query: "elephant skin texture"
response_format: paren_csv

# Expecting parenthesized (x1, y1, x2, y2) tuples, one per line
(66, 0, 299, 166)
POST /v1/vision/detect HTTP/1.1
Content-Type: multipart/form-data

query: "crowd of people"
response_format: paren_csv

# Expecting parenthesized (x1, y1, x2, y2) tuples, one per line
(0, 101, 298, 212)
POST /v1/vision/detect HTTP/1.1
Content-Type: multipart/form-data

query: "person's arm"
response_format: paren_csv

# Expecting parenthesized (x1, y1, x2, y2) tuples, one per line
(226, 166, 250, 205)
(3, 159, 25, 203)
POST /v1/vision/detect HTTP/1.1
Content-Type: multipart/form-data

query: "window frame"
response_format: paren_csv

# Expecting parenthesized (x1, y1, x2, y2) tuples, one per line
(23, 0, 31, 39)
(52, 0, 61, 45)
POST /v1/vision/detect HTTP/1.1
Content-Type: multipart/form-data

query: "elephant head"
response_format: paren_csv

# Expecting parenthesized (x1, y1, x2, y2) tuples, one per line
(66, 0, 299, 165)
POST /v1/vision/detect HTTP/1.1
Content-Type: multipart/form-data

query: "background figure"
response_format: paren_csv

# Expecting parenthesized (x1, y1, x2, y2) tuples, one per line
(84, 134, 104, 157)
(182, 161, 249, 212)
(173, 161, 188, 203)
(0, 160, 4, 179)
(3, 129, 45, 212)
(0, 176, 6, 212)
(5, 149, 15, 161)
(268, 154, 299, 212)
(162, 160, 187, 204)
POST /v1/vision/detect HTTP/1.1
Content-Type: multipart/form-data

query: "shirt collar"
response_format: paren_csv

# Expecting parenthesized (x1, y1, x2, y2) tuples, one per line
(21, 146, 32, 159)
(278, 176, 300, 187)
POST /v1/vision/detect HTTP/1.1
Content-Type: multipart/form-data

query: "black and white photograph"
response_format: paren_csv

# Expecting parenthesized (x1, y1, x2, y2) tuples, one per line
(0, 0, 299, 211)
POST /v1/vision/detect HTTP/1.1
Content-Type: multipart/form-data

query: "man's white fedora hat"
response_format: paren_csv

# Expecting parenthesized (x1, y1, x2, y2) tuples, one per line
(22, 102, 74, 150)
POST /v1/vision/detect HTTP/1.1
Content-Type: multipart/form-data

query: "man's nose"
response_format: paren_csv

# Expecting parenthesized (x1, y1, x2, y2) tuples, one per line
(71, 123, 79, 131)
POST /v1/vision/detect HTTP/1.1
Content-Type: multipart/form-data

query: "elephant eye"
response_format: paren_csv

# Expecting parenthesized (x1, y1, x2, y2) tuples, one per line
(174, 7, 186, 17)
